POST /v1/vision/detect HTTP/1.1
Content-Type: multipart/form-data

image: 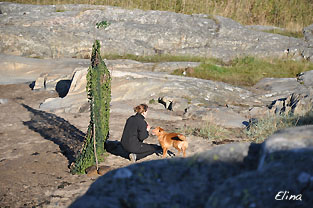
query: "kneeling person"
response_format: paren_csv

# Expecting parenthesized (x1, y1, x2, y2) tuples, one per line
(121, 104, 159, 162)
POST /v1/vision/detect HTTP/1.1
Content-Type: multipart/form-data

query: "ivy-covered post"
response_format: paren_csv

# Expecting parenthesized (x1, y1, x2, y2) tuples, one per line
(71, 40, 111, 174)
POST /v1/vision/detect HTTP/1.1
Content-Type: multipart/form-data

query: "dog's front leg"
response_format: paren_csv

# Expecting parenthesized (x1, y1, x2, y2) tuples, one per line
(162, 147, 168, 158)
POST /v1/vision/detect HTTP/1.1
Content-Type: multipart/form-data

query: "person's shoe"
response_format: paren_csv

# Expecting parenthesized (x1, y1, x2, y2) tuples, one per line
(129, 153, 137, 163)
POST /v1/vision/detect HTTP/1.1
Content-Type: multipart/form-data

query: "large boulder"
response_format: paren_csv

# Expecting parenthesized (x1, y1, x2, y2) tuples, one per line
(70, 142, 260, 208)
(70, 125, 313, 208)
(258, 125, 313, 170)
(0, 54, 89, 85)
(206, 151, 313, 208)
(0, 3, 311, 61)
(206, 125, 313, 208)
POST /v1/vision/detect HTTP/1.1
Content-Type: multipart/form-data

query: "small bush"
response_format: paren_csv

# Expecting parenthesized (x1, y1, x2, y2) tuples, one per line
(96, 20, 110, 29)
(149, 99, 156, 104)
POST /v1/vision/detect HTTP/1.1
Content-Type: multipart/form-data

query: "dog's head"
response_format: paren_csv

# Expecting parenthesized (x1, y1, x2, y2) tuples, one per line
(152, 127, 165, 136)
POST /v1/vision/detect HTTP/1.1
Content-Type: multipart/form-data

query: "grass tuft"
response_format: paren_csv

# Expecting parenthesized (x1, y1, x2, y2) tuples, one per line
(246, 110, 313, 143)
(184, 122, 232, 141)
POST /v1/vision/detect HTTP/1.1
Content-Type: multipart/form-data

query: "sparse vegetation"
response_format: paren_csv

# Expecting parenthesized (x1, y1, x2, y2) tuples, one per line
(5, 0, 313, 33)
(149, 98, 156, 104)
(172, 56, 313, 86)
(262, 29, 304, 38)
(245, 115, 298, 143)
(184, 110, 313, 144)
(246, 110, 313, 143)
(184, 122, 232, 142)
(101, 54, 313, 87)
(96, 20, 110, 29)
(55, 9, 66, 12)
(102, 53, 207, 63)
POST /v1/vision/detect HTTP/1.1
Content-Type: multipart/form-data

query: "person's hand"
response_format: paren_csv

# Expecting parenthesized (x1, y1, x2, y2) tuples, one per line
(147, 123, 151, 131)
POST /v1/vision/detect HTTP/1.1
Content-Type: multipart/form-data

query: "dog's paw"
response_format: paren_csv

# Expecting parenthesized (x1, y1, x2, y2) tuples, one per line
(167, 151, 175, 157)
(155, 151, 162, 157)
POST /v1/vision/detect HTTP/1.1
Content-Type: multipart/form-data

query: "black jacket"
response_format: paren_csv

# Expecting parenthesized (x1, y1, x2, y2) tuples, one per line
(121, 113, 149, 152)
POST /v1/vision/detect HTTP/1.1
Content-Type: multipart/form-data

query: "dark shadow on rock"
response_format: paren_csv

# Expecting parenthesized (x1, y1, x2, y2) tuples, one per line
(243, 142, 262, 170)
(105, 141, 129, 160)
(29, 81, 35, 90)
(22, 104, 85, 167)
(55, 79, 71, 98)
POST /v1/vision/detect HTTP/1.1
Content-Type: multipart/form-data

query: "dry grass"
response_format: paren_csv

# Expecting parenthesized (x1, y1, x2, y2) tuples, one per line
(183, 110, 313, 144)
(246, 110, 313, 143)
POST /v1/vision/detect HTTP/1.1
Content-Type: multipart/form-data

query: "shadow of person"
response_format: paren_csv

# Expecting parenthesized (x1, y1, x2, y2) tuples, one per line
(22, 104, 85, 167)
(105, 140, 130, 160)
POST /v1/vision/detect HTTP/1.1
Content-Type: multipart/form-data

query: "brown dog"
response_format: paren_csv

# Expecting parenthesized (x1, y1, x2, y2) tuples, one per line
(152, 127, 188, 158)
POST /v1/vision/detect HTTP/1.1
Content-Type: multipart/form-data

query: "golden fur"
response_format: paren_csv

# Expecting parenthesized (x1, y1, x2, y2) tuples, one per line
(152, 127, 188, 158)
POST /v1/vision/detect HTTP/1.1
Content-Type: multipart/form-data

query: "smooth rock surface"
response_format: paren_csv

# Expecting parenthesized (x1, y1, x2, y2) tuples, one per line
(0, 3, 311, 62)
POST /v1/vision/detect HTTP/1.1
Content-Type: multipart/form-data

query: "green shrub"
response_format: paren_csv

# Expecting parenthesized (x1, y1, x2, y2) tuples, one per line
(71, 40, 111, 174)
(96, 20, 110, 29)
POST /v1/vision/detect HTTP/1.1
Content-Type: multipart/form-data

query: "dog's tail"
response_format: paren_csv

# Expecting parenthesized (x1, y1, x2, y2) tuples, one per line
(178, 139, 188, 157)
(177, 134, 187, 141)
(177, 135, 188, 149)
(171, 134, 186, 141)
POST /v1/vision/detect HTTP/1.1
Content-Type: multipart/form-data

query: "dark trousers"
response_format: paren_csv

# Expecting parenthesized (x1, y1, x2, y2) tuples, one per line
(124, 143, 160, 161)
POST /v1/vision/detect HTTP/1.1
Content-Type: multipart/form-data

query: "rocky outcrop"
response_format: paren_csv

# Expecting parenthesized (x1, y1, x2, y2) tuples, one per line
(38, 66, 261, 128)
(0, 2, 312, 62)
(70, 125, 313, 208)
(2, 53, 312, 128)
(304, 23, 313, 48)
(36, 65, 313, 127)
(70, 142, 257, 208)
(0, 54, 89, 85)
(254, 77, 310, 98)
(250, 76, 313, 117)
(297, 70, 313, 89)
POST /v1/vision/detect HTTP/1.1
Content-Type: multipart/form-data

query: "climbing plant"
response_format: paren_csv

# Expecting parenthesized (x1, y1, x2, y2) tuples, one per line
(71, 40, 111, 174)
